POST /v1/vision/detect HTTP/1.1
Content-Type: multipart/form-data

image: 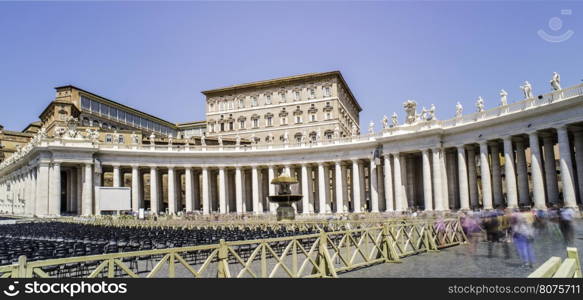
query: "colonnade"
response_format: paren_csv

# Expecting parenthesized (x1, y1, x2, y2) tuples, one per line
(1, 126, 583, 216)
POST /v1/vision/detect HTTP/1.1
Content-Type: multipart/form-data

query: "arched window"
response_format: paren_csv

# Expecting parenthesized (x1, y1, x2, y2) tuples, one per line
(82, 117, 90, 126)
(324, 130, 334, 140)
(309, 131, 317, 142)
(105, 134, 113, 143)
(118, 135, 125, 144)
(294, 132, 303, 143)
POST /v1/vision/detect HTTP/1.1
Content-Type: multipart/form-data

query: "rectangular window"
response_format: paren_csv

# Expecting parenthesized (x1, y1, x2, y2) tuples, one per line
(324, 87, 331, 97)
(109, 107, 117, 119)
(267, 117, 273, 126)
(252, 96, 258, 107)
(100, 103, 109, 116)
(294, 91, 300, 101)
(311, 114, 316, 122)
(266, 95, 272, 105)
(309, 88, 316, 98)
(240, 120, 245, 129)
(81, 97, 90, 110)
(280, 92, 286, 102)
(253, 119, 258, 128)
(118, 110, 125, 123)
(295, 116, 302, 124)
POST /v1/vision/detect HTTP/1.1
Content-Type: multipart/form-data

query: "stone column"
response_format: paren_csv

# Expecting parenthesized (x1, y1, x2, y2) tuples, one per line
(113, 165, 121, 187)
(503, 137, 518, 208)
(351, 160, 361, 213)
(490, 142, 503, 207)
(184, 167, 193, 212)
(251, 166, 260, 214)
(301, 164, 311, 213)
(557, 126, 577, 208)
(369, 158, 379, 212)
(167, 167, 177, 214)
(342, 165, 349, 212)
(49, 162, 61, 216)
(440, 150, 449, 210)
(446, 151, 458, 209)
(268, 166, 276, 213)
(574, 130, 583, 204)
(334, 161, 344, 213)
(457, 146, 470, 210)
(528, 132, 546, 209)
(383, 154, 394, 211)
(515, 138, 530, 206)
(317, 163, 327, 214)
(467, 146, 479, 209)
(257, 167, 264, 212)
(82, 163, 93, 216)
(421, 149, 433, 211)
(76, 166, 82, 214)
(479, 142, 493, 210)
(542, 133, 559, 205)
(201, 167, 210, 214)
(359, 163, 366, 211)
(431, 148, 444, 211)
(150, 167, 159, 213)
(131, 166, 141, 212)
(218, 167, 227, 214)
(393, 153, 404, 211)
(235, 166, 243, 214)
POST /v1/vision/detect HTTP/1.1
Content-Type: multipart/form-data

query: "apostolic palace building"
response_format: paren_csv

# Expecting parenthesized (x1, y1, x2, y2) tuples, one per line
(0, 71, 582, 217)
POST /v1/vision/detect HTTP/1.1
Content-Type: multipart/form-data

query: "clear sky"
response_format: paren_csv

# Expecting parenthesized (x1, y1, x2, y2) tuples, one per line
(0, 1, 582, 131)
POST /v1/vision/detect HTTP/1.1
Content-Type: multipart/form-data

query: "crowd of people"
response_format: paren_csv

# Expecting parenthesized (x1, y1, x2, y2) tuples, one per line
(459, 206, 578, 268)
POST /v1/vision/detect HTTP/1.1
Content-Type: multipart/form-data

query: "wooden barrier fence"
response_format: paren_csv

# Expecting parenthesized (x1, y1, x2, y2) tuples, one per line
(0, 219, 466, 278)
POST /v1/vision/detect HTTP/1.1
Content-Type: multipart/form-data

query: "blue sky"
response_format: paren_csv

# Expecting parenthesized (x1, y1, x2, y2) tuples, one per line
(0, 1, 582, 131)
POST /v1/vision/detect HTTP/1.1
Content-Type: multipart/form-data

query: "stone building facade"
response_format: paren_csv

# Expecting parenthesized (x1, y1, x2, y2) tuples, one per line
(203, 71, 362, 144)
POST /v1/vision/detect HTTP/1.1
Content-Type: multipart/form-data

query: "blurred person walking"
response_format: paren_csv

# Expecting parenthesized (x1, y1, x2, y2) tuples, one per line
(558, 206, 575, 246)
(511, 211, 536, 268)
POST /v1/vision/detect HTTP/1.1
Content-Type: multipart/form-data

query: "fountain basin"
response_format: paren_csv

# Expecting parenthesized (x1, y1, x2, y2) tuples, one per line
(267, 194, 303, 221)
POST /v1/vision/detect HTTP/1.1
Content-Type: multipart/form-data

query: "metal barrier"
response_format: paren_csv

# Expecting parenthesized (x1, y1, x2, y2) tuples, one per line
(0, 218, 466, 278)
(528, 247, 582, 278)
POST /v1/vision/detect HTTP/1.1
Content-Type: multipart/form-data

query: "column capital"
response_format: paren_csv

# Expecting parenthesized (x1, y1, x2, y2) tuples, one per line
(526, 130, 540, 137)
(477, 140, 488, 146)
(502, 135, 514, 142)
(456, 145, 466, 151)
(555, 124, 569, 133)
(111, 163, 121, 168)
(167, 165, 175, 170)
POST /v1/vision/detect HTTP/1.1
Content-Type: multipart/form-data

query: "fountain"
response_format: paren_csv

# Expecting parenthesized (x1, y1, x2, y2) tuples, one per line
(268, 172, 303, 221)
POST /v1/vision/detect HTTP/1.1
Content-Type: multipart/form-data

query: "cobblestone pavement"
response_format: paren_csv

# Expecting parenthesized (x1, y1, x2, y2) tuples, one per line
(340, 220, 583, 278)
